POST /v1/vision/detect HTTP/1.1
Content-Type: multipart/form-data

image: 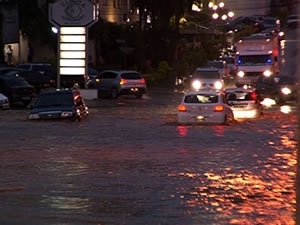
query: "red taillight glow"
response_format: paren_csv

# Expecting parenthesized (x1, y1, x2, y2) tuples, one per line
(141, 78, 146, 84)
(120, 78, 127, 85)
(214, 105, 224, 112)
(251, 92, 258, 99)
(178, 104, 187, 112)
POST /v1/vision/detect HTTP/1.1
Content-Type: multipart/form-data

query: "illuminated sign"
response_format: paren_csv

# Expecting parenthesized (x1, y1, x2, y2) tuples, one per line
(49, 0, 96, 27)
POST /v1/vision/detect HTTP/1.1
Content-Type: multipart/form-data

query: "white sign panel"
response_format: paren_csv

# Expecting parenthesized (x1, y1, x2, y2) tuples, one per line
(49, 0, 96, 27)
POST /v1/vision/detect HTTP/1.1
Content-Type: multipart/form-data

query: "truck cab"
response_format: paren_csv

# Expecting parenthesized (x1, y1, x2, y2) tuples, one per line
(235, 34, 279, 87)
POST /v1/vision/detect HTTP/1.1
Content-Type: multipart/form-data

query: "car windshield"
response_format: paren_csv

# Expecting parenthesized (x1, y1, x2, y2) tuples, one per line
(192, 70, 220, 79)
(184, 94, 218, 103)
(121, 72, 142, 79)
(206, 61, 224, 68)
(35, 93, 73, 107)
(238, 54, 272, 65)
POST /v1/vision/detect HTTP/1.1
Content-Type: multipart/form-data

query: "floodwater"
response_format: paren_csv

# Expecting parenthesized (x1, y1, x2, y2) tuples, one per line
(0, 101, 296, 225)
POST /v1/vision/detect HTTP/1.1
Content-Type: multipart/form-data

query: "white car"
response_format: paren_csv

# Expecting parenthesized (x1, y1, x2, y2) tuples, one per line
(0, 92, 10, 109)
(177, 90, 234, 125)
(225, 88, 262, 119)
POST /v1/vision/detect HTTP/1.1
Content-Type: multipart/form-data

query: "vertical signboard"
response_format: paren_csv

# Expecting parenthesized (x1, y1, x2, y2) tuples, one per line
(49, 0, 97, 88)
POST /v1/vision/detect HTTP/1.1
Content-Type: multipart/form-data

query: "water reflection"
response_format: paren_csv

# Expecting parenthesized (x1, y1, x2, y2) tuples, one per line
(173, 127, 296, 225)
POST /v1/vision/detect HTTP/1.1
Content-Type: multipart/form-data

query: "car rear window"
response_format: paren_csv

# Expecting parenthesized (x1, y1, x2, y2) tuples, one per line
(121, 72, 142, 79)
(184, 94, 218, 103)
(226, 92, 256, 101)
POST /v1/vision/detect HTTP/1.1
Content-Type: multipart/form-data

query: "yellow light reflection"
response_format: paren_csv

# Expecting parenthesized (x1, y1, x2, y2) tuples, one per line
(171, 148, 296, 224)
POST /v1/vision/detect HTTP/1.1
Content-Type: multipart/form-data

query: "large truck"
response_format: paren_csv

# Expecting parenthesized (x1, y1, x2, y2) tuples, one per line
(235, 34, 280, 87)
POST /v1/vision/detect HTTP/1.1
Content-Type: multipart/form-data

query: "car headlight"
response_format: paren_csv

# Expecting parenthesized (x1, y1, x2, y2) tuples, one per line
(237, 71, 245, 77)
(28, 114, 40, 120)
(279, 31, 284, 37)
(214, 81, 223, 90)
(61, 111, 73, 117)
(192, 80, 201, 90)
(281, 87, 291, 95)
(263, 70, 272, 77)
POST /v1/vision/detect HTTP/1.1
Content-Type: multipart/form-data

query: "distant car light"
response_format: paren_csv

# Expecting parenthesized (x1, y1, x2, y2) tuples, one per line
(192, 80, 201, 90)
(280, 105, 292, 114)
(279, 31, 284, 37)
(214, 81, 223, 90)
(281, 87, 291, 95)
(263, 70, 272, 77)
(237, 71, 245, 77)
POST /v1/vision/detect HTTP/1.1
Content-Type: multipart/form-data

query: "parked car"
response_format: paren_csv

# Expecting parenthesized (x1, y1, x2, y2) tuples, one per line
(225, 88, 262, 119)
(177, 90, 234, 125)
(28, 89, 89, 121)
(2, 69, 54, 93)
(0, 92, 10, 109)
(90, 70, 147, 98)
(16, 63, 56, 85)
(188, 67, 225, 92)
(255, 75, 297, 104)
(0, 75, 35, 106)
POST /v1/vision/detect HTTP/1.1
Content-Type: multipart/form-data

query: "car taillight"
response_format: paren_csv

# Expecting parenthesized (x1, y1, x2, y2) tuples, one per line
(120, 78, 127, 85)
(214, 105, 224, 112)
(141, 78, 146, 84)
(178, 104, 187, 112)
(251, 92, 258, 99)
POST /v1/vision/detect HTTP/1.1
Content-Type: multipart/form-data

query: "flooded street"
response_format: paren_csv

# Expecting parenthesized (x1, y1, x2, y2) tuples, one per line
(0, 89, 296, 225)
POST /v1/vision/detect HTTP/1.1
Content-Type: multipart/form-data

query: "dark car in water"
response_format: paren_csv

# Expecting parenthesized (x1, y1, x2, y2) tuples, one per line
(0, 75, 35, 106)
(255, 75, 297, 104)
(28, 89, 89, 121)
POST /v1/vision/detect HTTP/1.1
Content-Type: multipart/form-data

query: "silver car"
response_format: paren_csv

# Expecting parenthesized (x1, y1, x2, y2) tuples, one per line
(91, 70, 147, 98)
(189, 67, 225, 91)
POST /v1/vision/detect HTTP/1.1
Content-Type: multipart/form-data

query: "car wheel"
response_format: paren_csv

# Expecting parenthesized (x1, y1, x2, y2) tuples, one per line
(222, 115, 230, 126)
(111, 88, 119, 99)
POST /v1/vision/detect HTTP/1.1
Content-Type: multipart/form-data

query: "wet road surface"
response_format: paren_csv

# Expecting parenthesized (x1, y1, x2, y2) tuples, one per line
(0, 88, 296, 225)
